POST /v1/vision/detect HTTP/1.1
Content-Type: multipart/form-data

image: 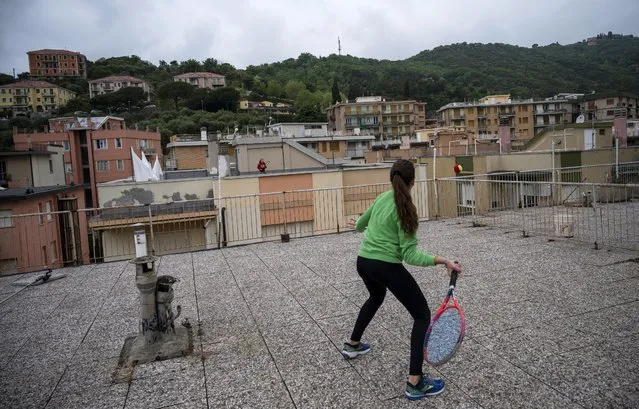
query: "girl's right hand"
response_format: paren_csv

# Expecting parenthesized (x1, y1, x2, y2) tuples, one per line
(444, 259, 461, 275)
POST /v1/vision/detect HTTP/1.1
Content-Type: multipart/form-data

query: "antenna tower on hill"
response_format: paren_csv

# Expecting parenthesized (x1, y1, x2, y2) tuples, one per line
(338, 36, 341, 56)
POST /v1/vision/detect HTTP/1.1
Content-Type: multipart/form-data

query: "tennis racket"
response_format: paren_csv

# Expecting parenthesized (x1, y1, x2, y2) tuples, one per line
(424, 263, 465, 367)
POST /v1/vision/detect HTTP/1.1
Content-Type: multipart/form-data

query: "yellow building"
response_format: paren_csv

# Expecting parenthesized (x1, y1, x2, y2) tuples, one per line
(437, 94, 576, 150)
(0, 80, 76, 117)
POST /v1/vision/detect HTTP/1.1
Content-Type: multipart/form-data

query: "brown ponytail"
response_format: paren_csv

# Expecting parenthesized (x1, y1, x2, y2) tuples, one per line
(390, 159, 418, 235)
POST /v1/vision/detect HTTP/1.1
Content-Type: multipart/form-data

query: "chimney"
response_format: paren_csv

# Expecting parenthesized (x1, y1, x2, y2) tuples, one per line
(135, 124, 138, 131)
(44, 125, 48, 133)
(200, 127, 207, 141)
(145, 125, 149, 132)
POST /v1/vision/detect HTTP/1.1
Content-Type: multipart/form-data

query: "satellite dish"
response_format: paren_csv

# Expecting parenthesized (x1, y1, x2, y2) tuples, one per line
(576, 114, 585, 124)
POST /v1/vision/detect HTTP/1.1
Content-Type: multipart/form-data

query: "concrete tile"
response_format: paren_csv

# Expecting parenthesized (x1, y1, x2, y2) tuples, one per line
(436, 340, 580, 409)
(153, 398, 209, 409)
(270, 340, 349, 380)
(132, 355, 202, 380)
(294, 284, 358, 321)
(45, 384, 128, 409)
(53, 358, 120, 394)
(125, 367, 206, 409)
(286, 367, 384, 409)
(248, 294, 311, 330)
(207, 380, 295, 409)
(261, 321, 327, 349)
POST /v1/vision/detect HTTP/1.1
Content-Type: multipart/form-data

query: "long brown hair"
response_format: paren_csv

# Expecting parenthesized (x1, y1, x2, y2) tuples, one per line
(390, 159, 418, 235)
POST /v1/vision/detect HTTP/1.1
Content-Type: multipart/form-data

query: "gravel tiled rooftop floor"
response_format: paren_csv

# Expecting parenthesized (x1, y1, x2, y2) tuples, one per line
(1, 220, 637, 409)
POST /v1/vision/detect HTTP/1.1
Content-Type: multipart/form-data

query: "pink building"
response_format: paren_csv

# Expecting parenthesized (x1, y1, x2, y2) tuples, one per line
(0, 149, 89, 274)
(13, 116, 161, 207)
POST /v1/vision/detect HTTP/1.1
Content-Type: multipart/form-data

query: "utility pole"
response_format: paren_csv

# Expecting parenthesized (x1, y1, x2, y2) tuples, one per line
(338, 37, 341, 56)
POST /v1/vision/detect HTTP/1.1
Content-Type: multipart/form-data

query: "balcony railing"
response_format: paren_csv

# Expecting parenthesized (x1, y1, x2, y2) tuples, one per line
(345, 148, 367, 157)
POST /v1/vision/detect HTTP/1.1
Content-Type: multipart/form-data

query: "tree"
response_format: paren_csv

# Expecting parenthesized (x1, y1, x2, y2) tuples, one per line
(0, 74, 15, 85)
(157, 82, 195, 109)
(180, 59, 202, 73)
(284, 80, 306, 100)
(331, 78, 340, 104)
(60, 97, 91, 114)
(403, 80, 410, 98)
(17, 72, 30, 80)
(266, 80, 283, 98)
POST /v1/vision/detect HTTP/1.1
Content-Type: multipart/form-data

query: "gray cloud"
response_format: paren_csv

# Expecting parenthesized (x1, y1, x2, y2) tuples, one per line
(1, 0, 638, 75)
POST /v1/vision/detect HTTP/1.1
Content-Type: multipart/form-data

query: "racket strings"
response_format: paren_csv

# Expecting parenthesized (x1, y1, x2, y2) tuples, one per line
(426, 307, 462, 365)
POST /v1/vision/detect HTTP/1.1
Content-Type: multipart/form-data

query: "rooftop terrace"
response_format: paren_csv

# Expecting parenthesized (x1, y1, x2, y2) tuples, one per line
(1, 220, 637, 408)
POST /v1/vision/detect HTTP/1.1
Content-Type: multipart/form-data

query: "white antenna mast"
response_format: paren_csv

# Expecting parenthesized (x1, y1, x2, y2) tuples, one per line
(338, 36, 341, 56)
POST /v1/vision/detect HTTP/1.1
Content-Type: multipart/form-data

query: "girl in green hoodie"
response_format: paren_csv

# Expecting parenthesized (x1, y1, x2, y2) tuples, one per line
(341, 159, 461, 400)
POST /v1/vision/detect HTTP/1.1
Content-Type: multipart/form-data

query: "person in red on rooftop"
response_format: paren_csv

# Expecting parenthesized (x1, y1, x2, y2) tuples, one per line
(257, 158, 267, 173)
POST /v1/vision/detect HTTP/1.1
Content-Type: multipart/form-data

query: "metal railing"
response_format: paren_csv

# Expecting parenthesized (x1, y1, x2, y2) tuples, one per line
(3, 163, 638, 274)
(432, 177, 638, 251)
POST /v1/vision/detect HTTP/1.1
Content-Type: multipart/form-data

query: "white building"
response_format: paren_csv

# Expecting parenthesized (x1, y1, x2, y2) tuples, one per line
(267, 122, 330, 138)
(89, 76, 153, 100)
(173, 72, 226, 89)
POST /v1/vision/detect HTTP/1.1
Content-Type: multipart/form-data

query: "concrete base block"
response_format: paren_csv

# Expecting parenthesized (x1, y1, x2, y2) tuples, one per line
(113, 327, 193, 382)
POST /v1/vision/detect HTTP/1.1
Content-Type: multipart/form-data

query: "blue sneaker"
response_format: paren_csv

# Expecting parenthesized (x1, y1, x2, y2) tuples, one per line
(405, 376, 445, 400)
(341, 342, 371, 359)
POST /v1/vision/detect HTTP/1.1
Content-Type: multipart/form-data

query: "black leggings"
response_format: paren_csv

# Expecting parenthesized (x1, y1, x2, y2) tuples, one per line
(350, 256, 430, 376)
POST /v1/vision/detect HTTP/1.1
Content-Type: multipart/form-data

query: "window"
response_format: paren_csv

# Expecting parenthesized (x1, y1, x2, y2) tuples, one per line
(95, 139, 108, 149)
(48, 159, 54, 174)
(116, 159, 124, 171)
(1, 98, 4, 103)
(599, 128, 605, 135)
(0, 210, 12, 228)
(45, 201, 53, 221)
(115, 138, 122, 149)
(523, 117, 529, 124)
(49, 240, 57, 263)
(62, 140, 70, 151)
(0, 160, 6, 181)
(138, 139, 149, 148)
(606, 110, 614, 116)
(606, 99, 615, 106)
(64, 163, 73, 173)
(96, 160, 109, 171)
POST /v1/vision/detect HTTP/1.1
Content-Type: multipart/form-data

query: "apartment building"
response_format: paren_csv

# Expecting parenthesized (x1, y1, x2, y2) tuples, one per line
(266, 122, 372, 160)
(0, 80, 76, 117)
(327, 96, 427, 140)
(27, 49, 87, 78)
(173, 72, 226, 89)
(437, 94, 575, 149)
(0, 145, 89, 274)
(89, 76, 153, 100)
(0, 145, 64, 188)
(13, 116, 161, 207)
(576, 95, 638, 121)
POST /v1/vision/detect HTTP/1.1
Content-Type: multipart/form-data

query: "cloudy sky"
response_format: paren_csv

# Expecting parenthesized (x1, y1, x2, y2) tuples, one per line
(1, 0, 638, 75)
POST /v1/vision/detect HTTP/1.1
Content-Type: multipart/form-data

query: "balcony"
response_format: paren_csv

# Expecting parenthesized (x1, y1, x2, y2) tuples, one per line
(165, 158, 177, 170)
(345, 110, 380, 116)
(451, 116, 465, 121)
(500, 112, 515, 117)
(345, 148, 367, 158)
(534, 108, 566, 115)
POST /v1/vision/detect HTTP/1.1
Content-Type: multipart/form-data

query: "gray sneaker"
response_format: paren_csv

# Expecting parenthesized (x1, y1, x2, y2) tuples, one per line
(341, 342, 371, 359)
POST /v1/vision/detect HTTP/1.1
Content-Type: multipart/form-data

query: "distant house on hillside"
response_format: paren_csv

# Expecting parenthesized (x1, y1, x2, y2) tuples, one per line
(173, 72, 225, 89)
(89, 76, 153, 100)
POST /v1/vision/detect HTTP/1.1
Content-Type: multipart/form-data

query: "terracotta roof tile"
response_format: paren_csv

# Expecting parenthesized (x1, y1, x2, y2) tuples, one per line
(173, 72, 225, 78)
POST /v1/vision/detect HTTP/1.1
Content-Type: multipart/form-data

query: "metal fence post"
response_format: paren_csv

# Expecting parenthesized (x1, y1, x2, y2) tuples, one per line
(517, 172, 526, 237)
(335, 189, 340, 233)
(148, 204, 156, 256)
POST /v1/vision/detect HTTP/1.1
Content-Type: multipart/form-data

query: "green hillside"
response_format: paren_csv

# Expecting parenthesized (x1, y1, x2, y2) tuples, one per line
(1, 34, 638, 150)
